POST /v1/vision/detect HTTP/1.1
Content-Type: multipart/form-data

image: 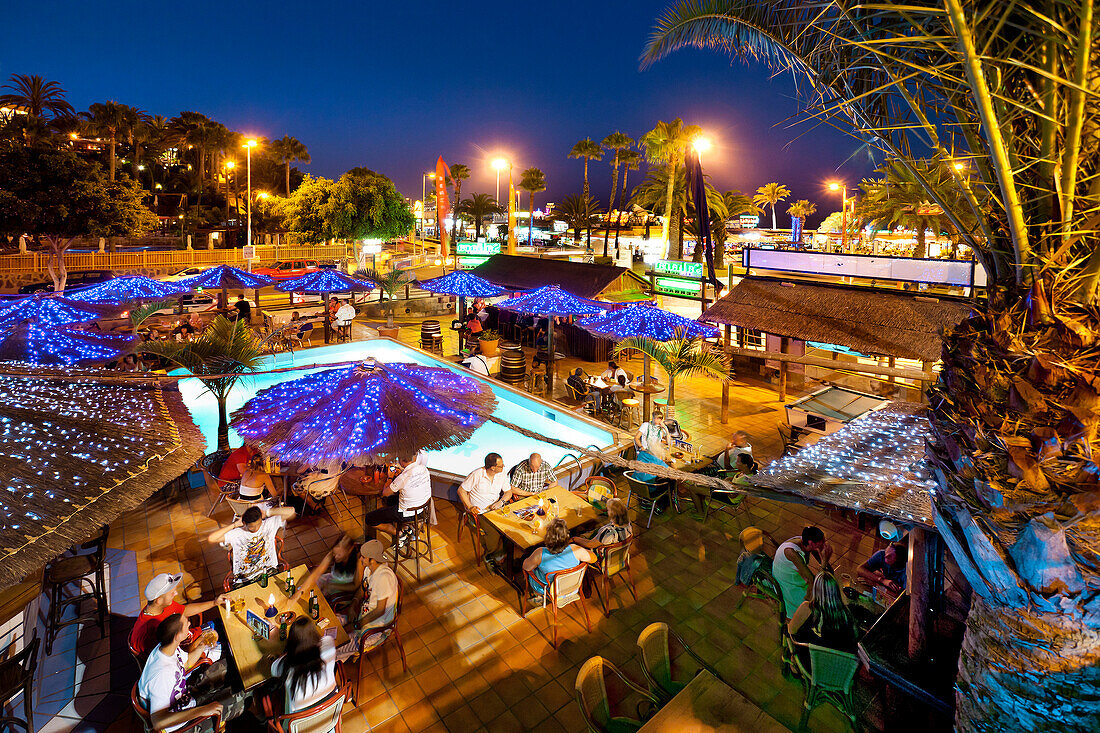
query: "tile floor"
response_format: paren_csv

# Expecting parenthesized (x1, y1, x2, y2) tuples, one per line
(16, 319, 953, 732)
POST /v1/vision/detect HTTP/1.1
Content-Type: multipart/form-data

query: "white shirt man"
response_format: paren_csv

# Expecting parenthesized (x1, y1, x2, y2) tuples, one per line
(459, 453, 511, 513)
(336, 540, 399, 662)
(137, 614, 221, 731)
(601, 364, 629, 384)
(207, 506, 296, 580)
(335, 302, 356, 327)
(636, 416, 670, 455)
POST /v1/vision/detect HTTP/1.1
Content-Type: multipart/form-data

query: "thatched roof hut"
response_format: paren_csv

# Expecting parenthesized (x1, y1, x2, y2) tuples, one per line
(701, 278, 973, 361)
(471, 254, 650, 300)
(0, 369, 204, 590)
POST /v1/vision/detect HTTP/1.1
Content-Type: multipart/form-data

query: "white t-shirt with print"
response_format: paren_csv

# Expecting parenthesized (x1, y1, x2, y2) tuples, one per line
(222, 515, 285, 578)
(360, 564, 398, 628)
(270, 635, 337, 713)
(137, 644, 191, 731)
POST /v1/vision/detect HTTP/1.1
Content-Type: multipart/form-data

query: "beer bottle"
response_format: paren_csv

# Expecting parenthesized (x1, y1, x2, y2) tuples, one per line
(308, 589, 320, 620)
(279, 619, 289, 641)
(285, 570, 295, 597)
(258, 570, 268, 588)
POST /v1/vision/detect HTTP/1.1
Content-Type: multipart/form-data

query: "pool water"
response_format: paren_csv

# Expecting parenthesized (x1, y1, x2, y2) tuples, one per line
(176, 339, 615, 478)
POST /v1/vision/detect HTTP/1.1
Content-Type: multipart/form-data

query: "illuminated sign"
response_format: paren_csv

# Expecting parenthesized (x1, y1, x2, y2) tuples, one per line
(653, 260, 704, 279)
(456, 242, 500, 256)
(655, 277, 702, 297)
(459, 256, 490, 270)
(739, 214, 760, 228)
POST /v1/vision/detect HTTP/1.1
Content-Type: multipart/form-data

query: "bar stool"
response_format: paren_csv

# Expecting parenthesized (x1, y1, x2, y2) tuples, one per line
(42, 526, 109, 655)
(392, 499, 433, 583)
(620, 398, 640, 430)
(653, 398, 673, 420)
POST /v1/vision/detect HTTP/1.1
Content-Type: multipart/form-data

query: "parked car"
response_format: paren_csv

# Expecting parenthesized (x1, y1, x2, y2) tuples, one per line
(19, 270, 114, 294)
(251, 259, 321, 280)
(159, 266, 211, 282)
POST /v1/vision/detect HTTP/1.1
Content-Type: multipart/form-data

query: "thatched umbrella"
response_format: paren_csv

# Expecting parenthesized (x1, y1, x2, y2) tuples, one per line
(0, 324, 138, 366)
(276, 270, 375, 344)
(0, 369, 204, 590)
(230, 357, 497, 467)
(0, 294, 120, 330)
(417, 270, 504, 322)
(65, 275, 188, 305)
(494, 285, 605, 388)
(178, 265, 275, 312)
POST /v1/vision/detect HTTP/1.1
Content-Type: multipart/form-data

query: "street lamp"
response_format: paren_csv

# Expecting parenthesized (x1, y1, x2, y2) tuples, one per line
(492, 158, 507, 203)
(828, 182, 850, 252)
(421, 172, 436, 237)
(490, 159, 516, 254)
(693, 137, 712, 154)
(244, 139, 258, 251)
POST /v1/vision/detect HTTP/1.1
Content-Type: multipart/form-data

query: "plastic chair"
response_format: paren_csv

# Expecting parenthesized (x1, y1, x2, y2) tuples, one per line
(0, 631, 38, 731)
(790, 643, 861, 729)
(344, 579, 407, 705)
(131, 682, 221, 733)
(43, 526, 109, 655)
(778, 422, 801, 456)
(702, 486, 747, 522)
(574, 656, 656, 733)
(263, 682, 349, 733)
(636, 622, 728, 705)
(591, 537, 637, 617)
(522, 562, 592, 648)
(392, 499, 433, 582)
(584, 476, 617, 504)
(622, 470, 674, 529)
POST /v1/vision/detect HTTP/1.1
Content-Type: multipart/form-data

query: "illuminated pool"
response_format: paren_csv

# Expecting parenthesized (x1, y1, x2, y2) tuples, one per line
(176, 338, 616, 480)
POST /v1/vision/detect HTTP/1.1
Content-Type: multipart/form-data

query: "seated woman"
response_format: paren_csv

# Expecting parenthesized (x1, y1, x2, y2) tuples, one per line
(316, 534, 362, 600)
(574, 498, 632, 549)
(270, 617, 337, 713)
(522, 519, 596, 602)
(237, 453, 275, 501)
(786, 572, 859, 671)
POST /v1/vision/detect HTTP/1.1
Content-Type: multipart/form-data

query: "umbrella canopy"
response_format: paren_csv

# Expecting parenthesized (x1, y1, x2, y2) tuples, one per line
(0, 294, 120, 330)
(178, 265, 275, 291)
(417, 271, 504, 298)
(231, 357, 497, 466)
(66, 275, 188, 305)
(0, 324, 138, 366)
(579, 304, 719, 341)
(493, 284, 605, 317)
(276, 269, 376, 294)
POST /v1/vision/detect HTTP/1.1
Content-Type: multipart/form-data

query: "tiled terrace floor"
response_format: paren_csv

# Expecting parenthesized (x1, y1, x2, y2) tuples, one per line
(25, 319, 952, 732)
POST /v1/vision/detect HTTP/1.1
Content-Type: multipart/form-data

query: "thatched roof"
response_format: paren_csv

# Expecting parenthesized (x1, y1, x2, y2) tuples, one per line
(746, 401, 936, 528)
(0, 370, 204, 590)
(472, 254, 648, 299)
(701, 278, 973, 361)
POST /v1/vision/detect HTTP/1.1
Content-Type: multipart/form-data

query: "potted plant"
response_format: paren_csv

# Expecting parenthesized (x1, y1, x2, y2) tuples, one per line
(362, 266, 414, 338)
(478, 329, 501, 357)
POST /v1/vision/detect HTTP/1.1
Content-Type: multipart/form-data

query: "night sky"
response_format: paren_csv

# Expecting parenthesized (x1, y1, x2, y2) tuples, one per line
(5, 1, 874, 220)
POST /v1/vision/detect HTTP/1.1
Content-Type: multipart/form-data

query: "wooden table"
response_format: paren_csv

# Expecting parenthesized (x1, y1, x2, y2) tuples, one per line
(217, 564, 349, 690)
(631, 382, 665, 421)
(339, 467, 389, 530)
(638, 671, 788, 733)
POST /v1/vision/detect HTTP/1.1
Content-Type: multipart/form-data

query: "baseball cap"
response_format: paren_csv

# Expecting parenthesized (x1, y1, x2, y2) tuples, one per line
(360, 539, 385, 563)
(144, 572, 182, 601)
(739, 527, 764, 553)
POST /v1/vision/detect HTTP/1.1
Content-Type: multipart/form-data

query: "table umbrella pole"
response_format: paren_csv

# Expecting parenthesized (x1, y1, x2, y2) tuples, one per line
(323, 289, 331, 344)
(546, 313, 554, 391)
(642, 352, 651, 421)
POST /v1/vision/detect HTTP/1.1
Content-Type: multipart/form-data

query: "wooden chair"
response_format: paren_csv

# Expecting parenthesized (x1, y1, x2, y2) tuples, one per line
(344, 580, 408, 705)
(636, 622, 728, 705)
(225, 495, 270, 519)
(455, 507, 484, 566)
(522, 562, 592, 648)
(43, 527, 109, 655)
(263, 682, 350, 733)
(590, 537, 637, 617)
(0, 631, 38, 732)
(790, 643, 861, 730)
(574, 656, 656, 733)
(622, 470, 676, 529)
(223, 536, 288, 592)
(392, 499, 433, 582)
(131, 682, 221, 733)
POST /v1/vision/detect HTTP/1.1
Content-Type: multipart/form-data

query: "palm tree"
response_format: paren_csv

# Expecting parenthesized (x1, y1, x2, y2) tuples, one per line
(568, 138, 603, 200)
(786, 199, 816, 244)
(631, 165, 723, 260)
(646, 1, 1100, 729)
(518, 167, 547, 248)
(752, 183, 791, 230)
(269, 135, 311, 196)
(457, 193, 503, 241)
(0, 74, 73, 119)
(601, 132, 635, 255)
(169, 112, 216, 205)
(447, 163, 470, 242)
(613, 149, 642, 255)
(361, 266, 415, 327)
(640, 119, 703, 257)
(555, 194, 604, 244)
(614, 332, 729, 406)
(83, 101, 134, 181)
(144, 316, 264, 452)
(715, 190, 759, 268)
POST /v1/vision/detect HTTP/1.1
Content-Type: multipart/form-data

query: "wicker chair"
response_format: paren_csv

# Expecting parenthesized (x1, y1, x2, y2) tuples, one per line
(198, 452, 238, 518)
(522, 562, 592, 648)
(343, 579, 407, 705)
(225, 495, 270, 519)
(574, 656, 656, 733)
(263, 682, 350, 733)
(131, 682, 221, 733)
(590, 537, 637, 617)
(636, 622, 728, 705)
(790, 643, 861, 729)
(454, 507, 484, 566)
(0, 631, 37, 732)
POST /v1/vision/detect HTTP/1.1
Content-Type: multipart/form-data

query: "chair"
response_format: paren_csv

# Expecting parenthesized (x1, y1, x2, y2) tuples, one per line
(566, 382, 596, 412)
(622, 470, 675, 529)
(131, 682, 222, 733)
(590, 538, 637, 617)
(790, 643, 861, 729)
(263, 682, 350, 733)
(619, 398, 640, 430)
(0, 631, 38, 731)
(223, 535, 288, 592)
(574, 657, 656, 733)
(522, 562, 591, 648)
(702, 485, 747, 522)
(43, 526, 109, 655)
(778, 422, 801, 456)
(392, 499, 433, 582)
(288, 322, 314, 351)
(455, 507, 484, 566)
(636, 622, 727, 705)
(584, 476, 617, 504)
(344, 580, 407, 705)
(198, 452, 238, 518)
(0, 718, 28, 733)
(225, 495, 270, 519)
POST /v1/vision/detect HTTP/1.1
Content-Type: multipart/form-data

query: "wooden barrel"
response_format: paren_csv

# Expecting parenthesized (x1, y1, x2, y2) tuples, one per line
(420, 320, 442, 347)
(499, 347, 527, 384)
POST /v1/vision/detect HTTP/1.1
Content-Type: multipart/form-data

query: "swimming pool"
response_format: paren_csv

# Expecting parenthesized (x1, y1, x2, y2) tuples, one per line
(176, 338, 617, 480)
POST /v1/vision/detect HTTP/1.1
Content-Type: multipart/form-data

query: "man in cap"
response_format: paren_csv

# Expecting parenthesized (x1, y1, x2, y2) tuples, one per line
(129, 573, 227, 661)
(336, 540, 398, 662)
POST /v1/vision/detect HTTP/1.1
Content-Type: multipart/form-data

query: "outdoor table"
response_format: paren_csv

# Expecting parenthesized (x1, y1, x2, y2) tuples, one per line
(631, 381, 665, 421)
(666, 451, 714, 511)
(638, 670, 787, 733)
(217, 564, 349, 691)
(480, 486, 600, 603)
(339, 467, 389, 528)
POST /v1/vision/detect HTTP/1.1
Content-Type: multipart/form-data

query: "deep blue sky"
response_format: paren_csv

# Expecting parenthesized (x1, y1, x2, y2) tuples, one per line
(5, 1, 874, 217)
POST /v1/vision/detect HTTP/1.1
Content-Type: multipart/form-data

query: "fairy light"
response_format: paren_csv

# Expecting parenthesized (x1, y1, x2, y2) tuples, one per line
(275, 270, 375, 294)
(0, 324, 136, 366)
(579, 304, 719, 340)
(66, 275, 188, 304)
(417, 271, 504, 298)
(177, 265, 275, 291)
(494, 285, 605, 316)
(0, 296, 112, 330)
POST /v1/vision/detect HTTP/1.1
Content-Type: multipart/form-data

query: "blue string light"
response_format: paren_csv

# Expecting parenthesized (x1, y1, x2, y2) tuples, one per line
(177, 265, 275, 291)
(0, 296, 116, 330)
(579, 304, 719, 341)
(275, 270, 375, 294)
(0, 324, 137, 366)
(417, 271, 504, 298)
(493, 285, 605, 316)
(66, 275, 188, 304)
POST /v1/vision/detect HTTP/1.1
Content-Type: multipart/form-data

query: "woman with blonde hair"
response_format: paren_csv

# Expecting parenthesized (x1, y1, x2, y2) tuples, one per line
(237, 453, 275, 501)
(786, 571, 859, 669)
(575, 498, 632, 548)
(522, 518, 596, 601)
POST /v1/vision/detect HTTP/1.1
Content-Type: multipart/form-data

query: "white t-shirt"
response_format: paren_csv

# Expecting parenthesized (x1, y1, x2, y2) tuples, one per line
(460, 467, 509, 511)
(359, 564, 398, 628)
(270, 636, 337, 713)
(335, 304, 355, 326)
(137, 644, 190, 731)
(391, 461, 432, 515)
(222, 516, 286, 578)
(463, 354, 491, 376)
(636, 422, 669, 453)
(602, 367, 628, 383)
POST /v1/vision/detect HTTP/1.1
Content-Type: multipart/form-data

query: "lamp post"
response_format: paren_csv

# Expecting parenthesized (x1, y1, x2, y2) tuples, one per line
(492, 158, 507, 203)
(506, 162, 516, 255)
(224, 160, 236, 212)
(421, 172, 436, 238)
(828, 182, 849, 252)
(244, 139, 258, 250)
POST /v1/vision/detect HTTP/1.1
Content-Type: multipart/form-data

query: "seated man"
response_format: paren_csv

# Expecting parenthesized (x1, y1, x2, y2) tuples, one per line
(365, 454, 432, 544)
(510, 452, 560, 498)
(335, 300, 356, 340)
(771, 526, 833, 619)
(566, 368, 597, 409)
(136, 614, 225, 732)
(608, 374, 633, 405)
(130, 573, 227, 661)
(858, 541, 908, 594)
(335, 540, 399, 662)
(600, 361, 629, 384)
(217, 443, 257, 484)
(459, 453, 512, 567)
(207, 505, 297, 585)
(462, 348, 492, 376)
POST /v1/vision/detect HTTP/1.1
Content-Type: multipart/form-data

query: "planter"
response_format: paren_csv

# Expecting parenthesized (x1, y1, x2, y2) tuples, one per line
(378, 326, 400, 339)
(479, 338, 500, 357)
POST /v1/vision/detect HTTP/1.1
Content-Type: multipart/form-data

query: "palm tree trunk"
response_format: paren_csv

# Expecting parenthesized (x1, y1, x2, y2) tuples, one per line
(451, 182, 462, 243)
(771, 202, 777, 230)
(604, 157, 620, 257)
(915, 224, 928, 258)
(614, 166, 631, 258)
(667, 376, 676, 406)
(217, 397, 230, 452)
(661, 158, 677, 255)
(285, 162, 291, 196)
(583, 158, 590, 200)
(528, 194, 535, 248)
(109, 135, 117, 181)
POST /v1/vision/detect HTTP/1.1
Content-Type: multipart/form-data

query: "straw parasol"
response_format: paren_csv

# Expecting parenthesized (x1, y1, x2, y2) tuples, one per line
(0, 323, 138, 366)
(276, 270, 375, 344)
(231, 357, 497, 466)
(494, 285, 605, 387)
(0, 294, 121, 330)
(65, 275, 188, 305)
(417, 270, 504, 322)
(0, 369, 204, 590)
(178, 265, 275, 312)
